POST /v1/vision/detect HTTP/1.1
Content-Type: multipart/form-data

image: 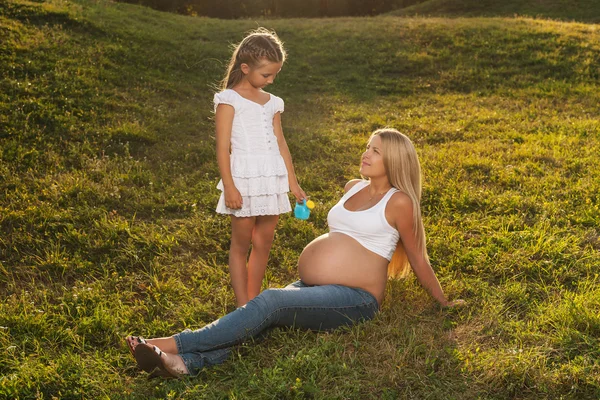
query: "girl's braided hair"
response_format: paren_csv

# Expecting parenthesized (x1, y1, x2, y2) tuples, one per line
(221, 28, 286, 90)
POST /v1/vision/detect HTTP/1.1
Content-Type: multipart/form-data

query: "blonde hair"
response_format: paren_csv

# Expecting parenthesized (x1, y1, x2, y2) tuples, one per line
(220, 28, 286, 90)
(370, 128, 429, 279)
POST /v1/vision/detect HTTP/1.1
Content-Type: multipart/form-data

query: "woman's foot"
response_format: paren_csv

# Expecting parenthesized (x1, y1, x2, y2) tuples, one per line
(125, 336, 147, 357)
(134, 343, 189, 379)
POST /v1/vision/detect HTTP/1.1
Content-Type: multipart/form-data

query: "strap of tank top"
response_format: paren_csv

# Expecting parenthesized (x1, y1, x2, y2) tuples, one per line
(343, 180, 369, 199)
(378, 187, 400, 209)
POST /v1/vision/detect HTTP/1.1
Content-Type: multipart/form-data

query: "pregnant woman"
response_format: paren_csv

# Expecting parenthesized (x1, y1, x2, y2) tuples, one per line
(126, 128, 464, 378)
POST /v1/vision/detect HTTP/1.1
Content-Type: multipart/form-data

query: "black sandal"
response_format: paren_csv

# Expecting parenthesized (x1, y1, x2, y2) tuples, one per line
(125, 336, 147, 358)
(134, 343, 181, 379)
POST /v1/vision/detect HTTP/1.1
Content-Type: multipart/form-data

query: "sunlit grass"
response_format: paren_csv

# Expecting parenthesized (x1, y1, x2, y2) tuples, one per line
(1, 0, 599, 398)
(390, 0, 600, 23)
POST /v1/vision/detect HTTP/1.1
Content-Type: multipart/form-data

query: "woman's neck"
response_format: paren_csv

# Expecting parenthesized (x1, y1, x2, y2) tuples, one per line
(367, 177, 392, 196)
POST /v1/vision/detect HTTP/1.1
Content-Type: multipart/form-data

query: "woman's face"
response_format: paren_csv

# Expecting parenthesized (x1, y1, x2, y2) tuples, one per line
(360, 135, 387, 179)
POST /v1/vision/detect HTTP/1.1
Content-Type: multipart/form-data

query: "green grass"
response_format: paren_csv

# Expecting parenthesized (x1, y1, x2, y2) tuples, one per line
(390, 0, 600, 23)
(1, 0, 600, 398)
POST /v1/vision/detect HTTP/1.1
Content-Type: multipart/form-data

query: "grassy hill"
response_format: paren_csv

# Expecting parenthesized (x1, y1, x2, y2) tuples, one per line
(390, 0, 600, 23)
(1, 0, 600, 398)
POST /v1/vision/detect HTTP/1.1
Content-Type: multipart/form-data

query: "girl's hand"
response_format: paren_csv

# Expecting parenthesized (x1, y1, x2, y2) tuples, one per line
(290, 183, 307, 203)
(224, 186, 243, 209)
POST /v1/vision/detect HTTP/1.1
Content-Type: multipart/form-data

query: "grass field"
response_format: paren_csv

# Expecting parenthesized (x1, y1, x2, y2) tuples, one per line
(1, 0, 600, 398)
(390, 0, 600, 23)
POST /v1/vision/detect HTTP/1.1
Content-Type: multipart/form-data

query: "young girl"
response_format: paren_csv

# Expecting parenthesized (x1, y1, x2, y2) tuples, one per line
(214, 28, 306, 307)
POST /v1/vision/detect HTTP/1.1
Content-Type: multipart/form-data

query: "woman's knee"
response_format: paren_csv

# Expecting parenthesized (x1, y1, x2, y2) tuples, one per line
(249, 288, 282, 310)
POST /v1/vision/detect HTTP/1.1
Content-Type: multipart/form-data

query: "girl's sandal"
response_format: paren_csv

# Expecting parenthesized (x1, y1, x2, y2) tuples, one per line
(125, 336, 147, 358)
(134, 343, 182, 379)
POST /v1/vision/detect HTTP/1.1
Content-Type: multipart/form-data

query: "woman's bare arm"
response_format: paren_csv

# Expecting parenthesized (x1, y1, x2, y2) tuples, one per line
(390, 193, 457, 307)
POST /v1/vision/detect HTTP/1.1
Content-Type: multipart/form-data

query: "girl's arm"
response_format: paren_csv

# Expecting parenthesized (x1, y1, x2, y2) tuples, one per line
(272, 112, 306, 202)
(215, 104, 243, 209)
(390, 193, 464, 308)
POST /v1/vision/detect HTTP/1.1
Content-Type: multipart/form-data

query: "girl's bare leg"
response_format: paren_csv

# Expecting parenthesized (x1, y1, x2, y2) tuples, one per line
(247, 215, 279, 302)
(229, 216, 256, 306)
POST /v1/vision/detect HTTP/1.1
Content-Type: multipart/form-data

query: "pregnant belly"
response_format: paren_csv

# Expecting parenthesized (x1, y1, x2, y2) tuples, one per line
(297, 233, 389, 304)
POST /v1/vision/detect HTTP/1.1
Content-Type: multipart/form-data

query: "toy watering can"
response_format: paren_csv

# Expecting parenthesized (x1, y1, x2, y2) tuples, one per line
(294, 199, 315, 220)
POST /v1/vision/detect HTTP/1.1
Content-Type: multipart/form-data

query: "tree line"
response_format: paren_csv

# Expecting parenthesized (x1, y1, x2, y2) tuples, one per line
(116, 0, 427, 18)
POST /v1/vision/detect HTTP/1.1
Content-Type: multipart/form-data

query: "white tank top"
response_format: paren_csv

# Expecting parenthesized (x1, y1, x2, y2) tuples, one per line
(327, 180, 400, 261)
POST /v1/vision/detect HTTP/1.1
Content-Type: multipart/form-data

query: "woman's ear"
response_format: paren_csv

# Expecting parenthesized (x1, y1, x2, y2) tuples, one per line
(240, 63, 250, 75)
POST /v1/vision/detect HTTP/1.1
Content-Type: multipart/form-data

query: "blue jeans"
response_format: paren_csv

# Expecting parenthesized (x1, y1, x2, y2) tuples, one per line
(173, 280, 379, 375)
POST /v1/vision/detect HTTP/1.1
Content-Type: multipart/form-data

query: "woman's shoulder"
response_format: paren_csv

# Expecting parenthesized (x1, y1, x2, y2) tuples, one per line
(388, 191, 414, 214)
(383, 191, 415, 230)
(344, 179, 367, 193)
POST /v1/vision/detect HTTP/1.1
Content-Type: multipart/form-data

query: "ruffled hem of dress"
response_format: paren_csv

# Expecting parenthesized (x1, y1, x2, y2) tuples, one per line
(230, 154, 287, 178)
(217, 176, 289, 197)
(215, 193, 292, 217)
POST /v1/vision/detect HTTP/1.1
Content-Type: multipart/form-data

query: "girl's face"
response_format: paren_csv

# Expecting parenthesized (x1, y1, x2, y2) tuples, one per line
(360, 135, 387, 179)
(241, 59, 282, 89)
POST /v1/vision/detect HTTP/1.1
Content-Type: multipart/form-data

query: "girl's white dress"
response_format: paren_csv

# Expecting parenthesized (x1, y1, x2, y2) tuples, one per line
(214, 89, 292, 217)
